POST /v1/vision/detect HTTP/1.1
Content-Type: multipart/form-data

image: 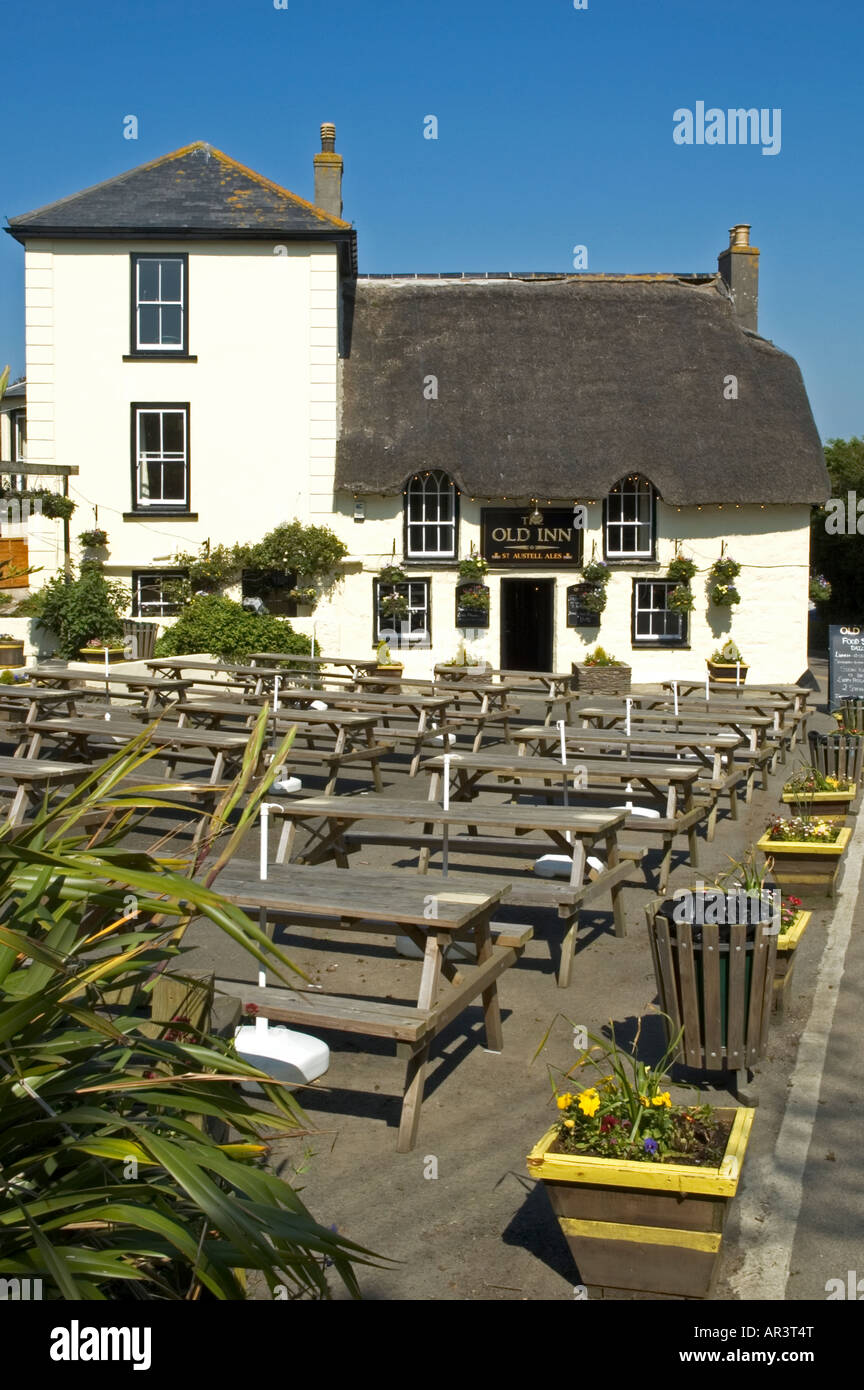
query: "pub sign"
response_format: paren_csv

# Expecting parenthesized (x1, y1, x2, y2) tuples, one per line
(481, 507, 584, 566)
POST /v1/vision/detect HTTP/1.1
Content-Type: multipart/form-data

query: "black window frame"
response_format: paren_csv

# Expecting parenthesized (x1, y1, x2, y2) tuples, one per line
(631, 579, 689, 647)
(9, 408, 26, 491)
(373, 577, 432, 649)
(603, 474, 657, 562)
(403, 471, 459, 562)
(129, 402, 191, 514)
(131, 569, 187, 619)
(129, 252, 190, 358)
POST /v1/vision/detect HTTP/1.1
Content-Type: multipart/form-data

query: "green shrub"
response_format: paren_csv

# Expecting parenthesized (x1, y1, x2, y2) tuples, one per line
(31, 568, 129, 658)
(154, 595, 312, 663)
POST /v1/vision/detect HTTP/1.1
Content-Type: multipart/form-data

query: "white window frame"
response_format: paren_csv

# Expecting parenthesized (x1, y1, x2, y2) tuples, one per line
(375, 579, 431, 649)
(633, 580, 686, 645)
(405, 471, 457, 559)
(605, 475, 655, 559)
(134, 255, 186, 351)
(132, 570, 185, 619)
(135, 407, 188, 509)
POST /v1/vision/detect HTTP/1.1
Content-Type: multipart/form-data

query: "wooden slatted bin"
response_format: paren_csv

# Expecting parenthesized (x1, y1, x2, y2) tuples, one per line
(645, 899, 777, 1081)
(527, 1107, 754, 1298)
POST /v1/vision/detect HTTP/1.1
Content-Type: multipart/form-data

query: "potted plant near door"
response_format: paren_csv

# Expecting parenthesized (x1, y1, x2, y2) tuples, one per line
(527, 1019, 755, 1298)
(571, 646, 631, 694)
(707, 639, 749, 683)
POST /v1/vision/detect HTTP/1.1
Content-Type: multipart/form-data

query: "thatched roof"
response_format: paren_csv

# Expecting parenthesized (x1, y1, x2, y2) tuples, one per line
(336, 275, 828, 504)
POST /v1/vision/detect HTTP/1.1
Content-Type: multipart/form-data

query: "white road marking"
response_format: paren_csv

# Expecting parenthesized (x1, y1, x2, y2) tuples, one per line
(731, 808, 864, 1299)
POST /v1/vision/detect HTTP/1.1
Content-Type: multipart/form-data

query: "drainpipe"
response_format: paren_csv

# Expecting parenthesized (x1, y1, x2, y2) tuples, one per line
(62, 473, 71, 580)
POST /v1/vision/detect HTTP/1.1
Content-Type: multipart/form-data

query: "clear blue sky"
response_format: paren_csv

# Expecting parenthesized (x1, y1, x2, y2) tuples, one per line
(1, 0, 861, 441)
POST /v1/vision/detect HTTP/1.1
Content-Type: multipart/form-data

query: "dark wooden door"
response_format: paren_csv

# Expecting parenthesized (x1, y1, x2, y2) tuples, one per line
(500, 579, 554, 670)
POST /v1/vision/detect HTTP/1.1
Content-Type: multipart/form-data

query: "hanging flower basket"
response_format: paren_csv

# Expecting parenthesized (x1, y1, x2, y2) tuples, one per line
(710, 583, 741, 608)
(666, 555, 698, 583)
(667, 584, 695, 613)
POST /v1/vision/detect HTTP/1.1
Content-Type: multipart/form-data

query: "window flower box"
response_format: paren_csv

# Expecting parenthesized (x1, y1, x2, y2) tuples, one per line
(455, 583, 490, 629)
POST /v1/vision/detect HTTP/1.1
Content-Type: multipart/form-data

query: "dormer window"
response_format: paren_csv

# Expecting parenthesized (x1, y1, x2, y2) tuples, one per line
(604, 474, 655, 559)
(132, 254, 188, 354)
(405, 470, 457, 559)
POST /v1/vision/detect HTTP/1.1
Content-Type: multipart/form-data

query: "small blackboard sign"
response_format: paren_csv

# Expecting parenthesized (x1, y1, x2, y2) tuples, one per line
(567, 583, 600, 628)
(828, 624, 864, 709)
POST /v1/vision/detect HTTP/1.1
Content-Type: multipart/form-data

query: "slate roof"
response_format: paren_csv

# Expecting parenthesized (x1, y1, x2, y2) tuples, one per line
(6, 143, 355, 257)
(336, 275, 829, 504)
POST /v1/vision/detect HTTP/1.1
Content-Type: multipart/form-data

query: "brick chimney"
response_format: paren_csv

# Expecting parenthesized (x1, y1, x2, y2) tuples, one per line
(313, 123, 343, 219)
(718, 224, 759, 333)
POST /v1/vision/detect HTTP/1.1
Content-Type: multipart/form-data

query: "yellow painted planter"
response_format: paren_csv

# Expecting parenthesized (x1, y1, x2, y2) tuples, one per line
(527, 1106, 755, 1298)
(80, 646, 126, 665)
(781, 786, 856, 820)
(756, 825, 850, 898)
(773, 910, 812, 1015)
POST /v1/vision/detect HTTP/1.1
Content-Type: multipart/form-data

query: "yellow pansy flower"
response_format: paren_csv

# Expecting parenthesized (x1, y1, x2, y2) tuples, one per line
(563, 1119, 575, 1129)
(577, 1088, 600, 1117)
(651, 1092, 672, 1108)
(556, 1093, 573, 1111)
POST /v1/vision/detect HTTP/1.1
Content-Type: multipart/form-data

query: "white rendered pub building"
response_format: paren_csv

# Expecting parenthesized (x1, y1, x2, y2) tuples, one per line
(3, 127, 828, 680)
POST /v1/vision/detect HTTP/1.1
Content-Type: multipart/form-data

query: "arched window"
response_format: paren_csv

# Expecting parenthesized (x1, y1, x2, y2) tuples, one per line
(405, 470, 457, 559)
(604, 474, 655, 559)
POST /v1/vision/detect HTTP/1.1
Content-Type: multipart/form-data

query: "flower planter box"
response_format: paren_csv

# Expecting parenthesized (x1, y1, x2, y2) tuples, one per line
(773, 910, 812, 1016)
(706, 660, 748, 684)
(755, 826, 851, 898)
(781, 786, 856, 820)
(571, 662, 631, 695)
(526, 1106, 755, 1298)
(0, 639, 25, 668)
(79, 646, 127, 665)
(375, 663, 404, 676)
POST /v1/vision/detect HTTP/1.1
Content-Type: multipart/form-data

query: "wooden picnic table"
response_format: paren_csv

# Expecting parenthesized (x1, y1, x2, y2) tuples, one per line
(174, 700, 389, 792)
(420, 752, 707, 893)
(25, 667, 193, 710)
(248, 651, 380, 678)
(572, 703, 773, 752)
(485, 669, 575, 698)
(266, 793, 637, 984)
(661, 680, 812, 712)
(208, 861, 525, 1151)
(245, 687, 464, 775)
(515, 724, 742, 782)
(0, 754, 97, 824)
(21, 715, 256, 784)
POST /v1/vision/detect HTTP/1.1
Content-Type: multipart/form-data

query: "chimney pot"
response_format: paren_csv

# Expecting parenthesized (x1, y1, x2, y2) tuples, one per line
(718, 222, 759, 333)
(313, 123, 343, 219)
